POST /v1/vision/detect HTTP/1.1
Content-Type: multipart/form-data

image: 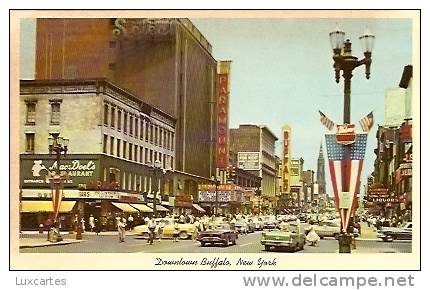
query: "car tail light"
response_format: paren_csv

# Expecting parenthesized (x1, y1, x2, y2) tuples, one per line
(220, 234, 225, 239)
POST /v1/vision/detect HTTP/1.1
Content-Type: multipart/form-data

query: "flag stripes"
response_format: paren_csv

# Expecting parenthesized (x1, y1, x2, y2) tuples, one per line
(319, 111, 335, 131)
(359, 111, 374, 132)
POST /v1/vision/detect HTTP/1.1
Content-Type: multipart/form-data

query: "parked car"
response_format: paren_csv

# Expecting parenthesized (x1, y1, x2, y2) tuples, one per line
(132, 218, 196, 240)
(377, 222, 412, 242)
(250, 217, 264, 231)
(261, 222, 305, 252)
(197, 223, 238, 247)
(261, 215, 279, 230)
(233, 219, 250, 234)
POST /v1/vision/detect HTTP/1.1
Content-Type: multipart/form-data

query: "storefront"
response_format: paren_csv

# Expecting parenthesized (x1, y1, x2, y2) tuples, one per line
(197, 184, 245, 215)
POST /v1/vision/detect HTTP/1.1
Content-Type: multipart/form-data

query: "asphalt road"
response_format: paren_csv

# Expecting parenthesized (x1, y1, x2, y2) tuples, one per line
(20, 231, 412, 254)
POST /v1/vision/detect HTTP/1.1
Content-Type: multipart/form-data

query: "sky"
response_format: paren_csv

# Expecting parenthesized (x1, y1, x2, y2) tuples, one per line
(20, 17, 413, 195)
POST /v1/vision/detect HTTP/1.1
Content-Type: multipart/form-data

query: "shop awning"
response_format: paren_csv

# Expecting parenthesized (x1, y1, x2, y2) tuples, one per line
(21, 201, 76, 213)
(192, 204, 205, 213)
(112, 202, 139, 213)
(130, 203, 153, 213)
(147, 204, 169, 212)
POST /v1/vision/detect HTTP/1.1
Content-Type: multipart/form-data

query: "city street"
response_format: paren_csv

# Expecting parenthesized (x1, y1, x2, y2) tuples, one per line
(20, 231, 411, 254)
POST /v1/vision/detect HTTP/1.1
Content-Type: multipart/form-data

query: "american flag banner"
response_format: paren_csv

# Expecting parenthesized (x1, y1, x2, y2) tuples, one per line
(325, 133, 367, 232)
(359, 111, 374, 132)
(319, 110, 335, 131)
(51, 177, 63, 222)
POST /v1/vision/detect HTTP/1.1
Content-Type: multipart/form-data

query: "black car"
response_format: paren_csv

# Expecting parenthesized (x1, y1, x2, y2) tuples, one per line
(197, 223, 238, 247)
(377, 222, 412, 242)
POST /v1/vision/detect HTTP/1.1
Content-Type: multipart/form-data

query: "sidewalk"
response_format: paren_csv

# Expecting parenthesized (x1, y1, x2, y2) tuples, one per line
(20, 230, 135, 237)
(355, 222, 380, 241)
(20, 238, 84, 248)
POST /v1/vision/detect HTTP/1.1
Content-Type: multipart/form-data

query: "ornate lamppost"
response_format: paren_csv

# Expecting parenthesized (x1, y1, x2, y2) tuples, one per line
(328, 25, 375, 253)
(211, 176, 221, 216)
(147, 159, 162, 217)
(255, 187, 262, 215)
(47, 133, 69, 241)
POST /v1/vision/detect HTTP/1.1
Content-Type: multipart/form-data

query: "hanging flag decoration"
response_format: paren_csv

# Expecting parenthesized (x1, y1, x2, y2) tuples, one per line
(359, 111, 374, 132)
(325, 133, 367, 232)
(319, 111, 335, 131)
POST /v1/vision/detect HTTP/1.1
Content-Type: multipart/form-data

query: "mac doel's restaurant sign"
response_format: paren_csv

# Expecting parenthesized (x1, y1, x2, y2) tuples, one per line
(20, 155, 100, 188)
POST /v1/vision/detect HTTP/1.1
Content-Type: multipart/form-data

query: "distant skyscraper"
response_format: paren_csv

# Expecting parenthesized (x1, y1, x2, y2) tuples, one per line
(317, 142, 326, 195)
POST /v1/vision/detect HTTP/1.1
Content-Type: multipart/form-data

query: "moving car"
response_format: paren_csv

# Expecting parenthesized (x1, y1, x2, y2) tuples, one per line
(377, 222, 412, 242)
(313, 220, 341, 239)
(261, 215, 279, 230)
(261, 222, 305, 252)
(132, 218, 196, 240)
(197, 223, 238, 247)
(250, 217, 264, 231)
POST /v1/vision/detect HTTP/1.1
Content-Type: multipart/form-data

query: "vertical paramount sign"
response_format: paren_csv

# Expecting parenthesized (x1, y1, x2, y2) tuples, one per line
(217, 73, 229, 168)
(216, 60, 232, 170)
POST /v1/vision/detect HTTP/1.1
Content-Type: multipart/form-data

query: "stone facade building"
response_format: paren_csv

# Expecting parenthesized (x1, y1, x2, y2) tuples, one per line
(34, 18, 218, 179)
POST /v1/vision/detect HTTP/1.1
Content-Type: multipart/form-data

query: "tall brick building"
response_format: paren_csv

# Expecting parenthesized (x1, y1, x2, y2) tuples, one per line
(35, 18, 218, 179)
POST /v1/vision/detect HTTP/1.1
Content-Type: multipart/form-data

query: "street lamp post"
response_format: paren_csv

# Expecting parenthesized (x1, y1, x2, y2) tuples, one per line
(211, 176, 220, 216)
(255, 187, 262, 215)
(47, 133, 69, 241)
(329, 25, 375, 253)
(148, 160, 162, 217)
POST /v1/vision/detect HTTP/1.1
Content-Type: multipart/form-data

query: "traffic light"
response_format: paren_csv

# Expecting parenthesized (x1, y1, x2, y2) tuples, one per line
(231, 166, 236, 179)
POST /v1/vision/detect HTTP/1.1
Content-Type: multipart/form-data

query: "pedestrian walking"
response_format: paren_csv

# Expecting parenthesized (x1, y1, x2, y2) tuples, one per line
(173, 221, 180, 242)
(89, 214, 95, 232)
(147, 217, 156, 245)
(94, 218, 100, 235)
(158, 219, 165, 241)
(117, 217, 125, 243)
(80, 217, 86, 233)
(127, 215, 134, 230)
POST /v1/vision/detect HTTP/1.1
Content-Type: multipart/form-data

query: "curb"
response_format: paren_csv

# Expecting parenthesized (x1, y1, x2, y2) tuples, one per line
(20, 239, 85, 249)
(355, 238, 381, 241)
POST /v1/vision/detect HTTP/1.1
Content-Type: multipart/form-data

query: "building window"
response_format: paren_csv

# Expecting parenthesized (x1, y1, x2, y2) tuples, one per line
(150, 125, 154, 143)
(155, 126, 159, 145)
(129, 143, 133, 160)
(50, 100, 62, 125)
(103, 134, 108, 153)
(25, 102, 36, 125)
(163, 154, 166, 168)
(110, 107, 115, 128)
(25, 133, 35, 153)
(146, 122, 150, 142)
(129, 115, 133, 135)
(110, 136, 114, 155)
(123, 140, 127, 158)
(117, 110, 122, 131)
(140, 120, 144, 140)
(149, 149, 153, 163)
(145, 148, 149, 163)
(135, 118, 138, 138)
(103, 104, 109, 126)
(140, 146, 143, 163)
(123, 112, 128, 134)
(109, 168, 120, 182)
(163, 130, 167, 148)
(135, 144, 138, 161)
(117, 138, 121, 157)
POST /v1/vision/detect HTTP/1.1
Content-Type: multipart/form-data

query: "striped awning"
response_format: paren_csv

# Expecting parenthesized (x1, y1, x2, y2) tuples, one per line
(192, 204, 205, 213)
(130, 203, 153, 213)
(21, 201, 76, 213)
(112, 202, 139, 213)
(147, 204, 169, 212)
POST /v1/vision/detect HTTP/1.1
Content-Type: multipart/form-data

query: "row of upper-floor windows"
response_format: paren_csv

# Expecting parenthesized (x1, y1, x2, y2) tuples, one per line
(105, 168, 164, 193)
(103, 103, 174, 151)
(25, 100, 61, 125)
(102, 134, 174, 169)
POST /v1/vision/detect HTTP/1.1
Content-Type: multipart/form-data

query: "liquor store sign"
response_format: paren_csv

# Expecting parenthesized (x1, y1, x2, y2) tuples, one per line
(20, 155, 99, 188)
